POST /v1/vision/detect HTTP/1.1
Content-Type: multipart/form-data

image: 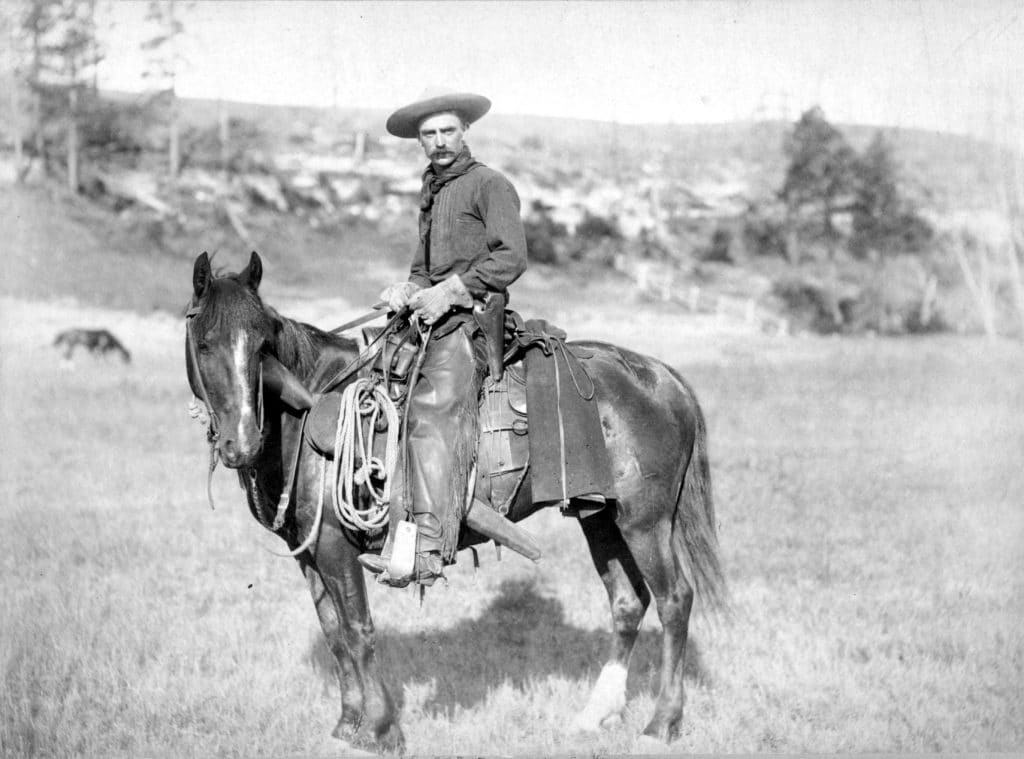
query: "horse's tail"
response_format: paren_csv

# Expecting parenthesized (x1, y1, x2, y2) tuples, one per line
(672, 394, 728, 616)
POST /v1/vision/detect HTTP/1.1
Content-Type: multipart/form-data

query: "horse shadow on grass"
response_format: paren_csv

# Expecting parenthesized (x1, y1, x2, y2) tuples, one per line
(306, 578, 709, 715)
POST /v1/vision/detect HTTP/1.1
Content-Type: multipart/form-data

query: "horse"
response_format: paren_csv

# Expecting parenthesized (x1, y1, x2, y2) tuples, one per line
(54, 327, 131, 363)
(185, 250, 725, 752)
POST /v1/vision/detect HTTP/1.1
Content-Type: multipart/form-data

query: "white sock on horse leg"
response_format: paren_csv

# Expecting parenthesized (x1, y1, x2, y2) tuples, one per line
(572, 661, 628, 733)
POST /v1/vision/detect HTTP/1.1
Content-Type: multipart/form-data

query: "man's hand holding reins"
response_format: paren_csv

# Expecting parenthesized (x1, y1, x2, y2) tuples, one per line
(408, 275, 473, 325)
(379, 281, 421, 312)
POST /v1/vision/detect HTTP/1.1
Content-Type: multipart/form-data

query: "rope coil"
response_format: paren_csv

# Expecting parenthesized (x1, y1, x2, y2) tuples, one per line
(330, 377, 401, 533)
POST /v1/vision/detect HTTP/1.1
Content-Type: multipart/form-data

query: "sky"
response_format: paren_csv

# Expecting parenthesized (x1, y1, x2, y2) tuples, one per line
(94, 0, 1023, 144)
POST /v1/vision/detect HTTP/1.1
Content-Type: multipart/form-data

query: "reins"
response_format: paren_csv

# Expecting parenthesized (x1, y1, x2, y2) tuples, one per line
(327, 302, 388, 335)
(320, 307, 410, 395)
(185, 302, 222, 511)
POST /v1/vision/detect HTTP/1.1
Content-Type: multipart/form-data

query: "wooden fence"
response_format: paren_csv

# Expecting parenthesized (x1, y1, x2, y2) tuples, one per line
(622, 259, 789, 336)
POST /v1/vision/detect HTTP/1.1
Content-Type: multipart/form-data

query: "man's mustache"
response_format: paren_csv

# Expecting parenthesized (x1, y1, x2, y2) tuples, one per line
(431, 150, 454, 158)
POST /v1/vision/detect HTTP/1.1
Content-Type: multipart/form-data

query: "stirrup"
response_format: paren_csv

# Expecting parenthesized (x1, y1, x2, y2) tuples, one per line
(357, 553, 390, 574)
(358, 551, 444, 588)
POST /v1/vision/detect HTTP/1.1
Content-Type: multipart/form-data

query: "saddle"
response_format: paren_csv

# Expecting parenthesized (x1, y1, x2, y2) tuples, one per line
(303, 308, 616, 519)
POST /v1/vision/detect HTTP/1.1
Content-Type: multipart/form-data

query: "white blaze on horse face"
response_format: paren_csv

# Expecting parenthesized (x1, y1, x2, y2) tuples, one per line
(232, 330, 256, 448)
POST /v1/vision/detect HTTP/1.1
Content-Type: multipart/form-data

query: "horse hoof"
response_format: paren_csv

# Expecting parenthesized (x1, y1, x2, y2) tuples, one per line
(601, 713, 623, 729)
(332, 716, 362, 742)
(335, 745, 378, 757)
(571, 711, 622, 734)
(311, 734, 373, 757)
(352, 723, 404, 755)
(635, 734, 671, 754)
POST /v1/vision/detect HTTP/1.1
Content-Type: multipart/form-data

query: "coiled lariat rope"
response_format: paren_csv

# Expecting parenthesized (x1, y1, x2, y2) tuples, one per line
(267, 376, 400, 558)
(331, 377, 401, 532)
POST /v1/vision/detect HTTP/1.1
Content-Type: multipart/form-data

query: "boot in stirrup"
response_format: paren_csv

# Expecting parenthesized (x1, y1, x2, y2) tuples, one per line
(358, 520, 445, 587)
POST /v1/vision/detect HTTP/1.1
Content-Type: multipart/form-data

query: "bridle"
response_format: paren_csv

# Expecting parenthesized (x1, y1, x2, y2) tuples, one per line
(185, 301, 224, 510)
(186, 296, 414, 540)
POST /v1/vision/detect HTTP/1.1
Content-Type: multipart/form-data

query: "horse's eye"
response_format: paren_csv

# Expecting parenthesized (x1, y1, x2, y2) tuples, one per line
(196, 341, 211, 354)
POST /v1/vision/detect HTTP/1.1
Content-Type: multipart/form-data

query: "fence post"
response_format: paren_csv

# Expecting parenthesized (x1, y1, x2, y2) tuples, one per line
(636, 262, 650, 293)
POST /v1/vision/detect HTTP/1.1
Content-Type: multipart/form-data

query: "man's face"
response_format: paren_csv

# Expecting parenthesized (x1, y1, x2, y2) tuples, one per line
(417, 112, 466, 169)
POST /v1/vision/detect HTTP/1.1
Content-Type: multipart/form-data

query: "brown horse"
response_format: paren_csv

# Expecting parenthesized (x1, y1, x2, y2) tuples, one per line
(185, 251, 725, 751)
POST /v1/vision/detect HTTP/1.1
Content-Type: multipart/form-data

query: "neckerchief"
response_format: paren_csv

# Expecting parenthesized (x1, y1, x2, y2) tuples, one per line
(418, 146, 481, 272)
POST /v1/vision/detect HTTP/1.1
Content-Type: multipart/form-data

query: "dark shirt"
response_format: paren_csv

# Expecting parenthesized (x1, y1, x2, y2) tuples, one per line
(409, 166, 527, 298)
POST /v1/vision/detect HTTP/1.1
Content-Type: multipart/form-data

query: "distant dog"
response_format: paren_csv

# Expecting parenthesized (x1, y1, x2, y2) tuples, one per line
(53, 328, 131, 363)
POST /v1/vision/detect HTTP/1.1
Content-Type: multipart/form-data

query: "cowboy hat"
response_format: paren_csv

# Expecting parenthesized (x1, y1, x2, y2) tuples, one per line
(386, 89, 491, 139)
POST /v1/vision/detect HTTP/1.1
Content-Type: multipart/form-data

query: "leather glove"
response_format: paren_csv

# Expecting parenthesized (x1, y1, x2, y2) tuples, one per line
(408, 275, 474, 325)
(379, 281, 421, 312)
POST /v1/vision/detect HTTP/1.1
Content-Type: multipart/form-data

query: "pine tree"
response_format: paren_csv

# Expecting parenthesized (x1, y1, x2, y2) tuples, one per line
(781, 106, 857, 259)
(850, 131, 932, 257)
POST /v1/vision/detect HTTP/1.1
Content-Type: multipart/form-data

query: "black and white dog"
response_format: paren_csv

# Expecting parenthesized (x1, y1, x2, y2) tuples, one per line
(53, 328, 131, 363)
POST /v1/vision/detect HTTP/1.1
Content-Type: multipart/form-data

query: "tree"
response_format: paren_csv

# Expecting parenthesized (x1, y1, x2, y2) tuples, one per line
(19, 0, 103, 191)
(0, 4, 31, 177)
(781, 106, 857, 259)
(850, 131, 932, 258)
(19, 0, 59, 172)
(142, 0, 190, 178)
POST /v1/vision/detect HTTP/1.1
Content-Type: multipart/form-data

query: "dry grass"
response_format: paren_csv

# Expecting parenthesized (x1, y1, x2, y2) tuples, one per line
(1, 291, 1023, 757)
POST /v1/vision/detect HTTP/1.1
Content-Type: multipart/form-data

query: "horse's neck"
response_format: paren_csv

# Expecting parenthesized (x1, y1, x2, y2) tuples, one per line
(248, 315, 358, 530)
(273, 315, 358, 390)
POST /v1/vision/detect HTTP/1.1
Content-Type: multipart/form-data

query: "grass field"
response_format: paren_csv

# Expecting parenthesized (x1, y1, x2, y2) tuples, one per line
(1, 287, 1022, 757)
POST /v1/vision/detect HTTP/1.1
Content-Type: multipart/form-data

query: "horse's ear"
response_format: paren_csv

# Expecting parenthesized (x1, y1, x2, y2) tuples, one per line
(193, 252, 211, 298)
(240, 250, 263, 292)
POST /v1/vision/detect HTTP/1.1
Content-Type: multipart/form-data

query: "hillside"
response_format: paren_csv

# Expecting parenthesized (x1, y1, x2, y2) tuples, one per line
(4, 91, 1021, 337)
(159, 94, 1007, 207)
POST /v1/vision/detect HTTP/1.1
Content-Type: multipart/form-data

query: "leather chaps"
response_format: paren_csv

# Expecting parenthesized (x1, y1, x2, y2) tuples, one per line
(396, 323, 485, 561)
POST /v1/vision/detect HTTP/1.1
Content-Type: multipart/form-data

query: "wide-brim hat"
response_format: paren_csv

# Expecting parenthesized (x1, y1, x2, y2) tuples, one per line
(386, 89, 491, 139)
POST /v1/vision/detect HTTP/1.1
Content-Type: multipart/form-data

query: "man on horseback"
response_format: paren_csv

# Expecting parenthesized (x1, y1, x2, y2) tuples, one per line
(358, 90, 527, 586)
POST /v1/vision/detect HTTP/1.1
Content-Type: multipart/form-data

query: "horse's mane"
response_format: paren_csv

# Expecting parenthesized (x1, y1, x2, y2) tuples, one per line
(265, 305, 360, 390)
(194, 271, 359, 389)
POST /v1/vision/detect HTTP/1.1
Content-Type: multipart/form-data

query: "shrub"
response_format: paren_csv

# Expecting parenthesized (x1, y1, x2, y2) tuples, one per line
(771, 276, 850, 333)
(575, 211, 621, 241)
(843, 256, 948, 334)
(742, 202, 789, 259)
(523, 201, 567, 264)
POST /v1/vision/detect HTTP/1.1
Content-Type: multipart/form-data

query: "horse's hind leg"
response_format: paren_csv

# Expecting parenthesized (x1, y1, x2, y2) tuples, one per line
(299, 559, 364, 742)
(573, 507, 651, 733)
(619, 516, 694, 744)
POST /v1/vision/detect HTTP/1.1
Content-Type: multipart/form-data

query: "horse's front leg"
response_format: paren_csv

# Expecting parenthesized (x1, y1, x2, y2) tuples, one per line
(312, 523, 404, 753)
(297, 557, 365, 742)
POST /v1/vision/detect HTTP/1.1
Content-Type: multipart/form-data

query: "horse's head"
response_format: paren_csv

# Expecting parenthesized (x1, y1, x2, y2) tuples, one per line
(186, 251, 274, 468)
